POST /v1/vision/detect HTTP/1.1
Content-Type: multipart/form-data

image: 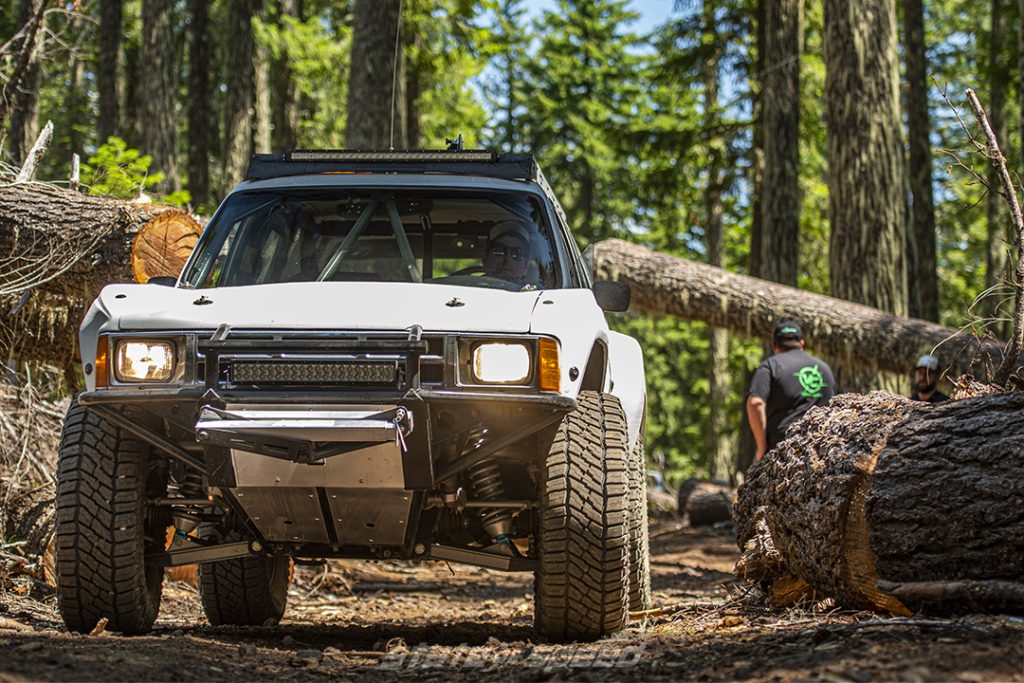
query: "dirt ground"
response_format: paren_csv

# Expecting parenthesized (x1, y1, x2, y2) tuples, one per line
(0, 522, 1021, 682)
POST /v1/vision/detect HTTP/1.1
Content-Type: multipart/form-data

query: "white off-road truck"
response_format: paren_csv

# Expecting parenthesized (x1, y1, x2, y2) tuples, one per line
(56, 150, 649, 641)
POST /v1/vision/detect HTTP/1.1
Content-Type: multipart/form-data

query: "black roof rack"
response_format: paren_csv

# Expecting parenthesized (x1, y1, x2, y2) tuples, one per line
(246, 150, 538, 181)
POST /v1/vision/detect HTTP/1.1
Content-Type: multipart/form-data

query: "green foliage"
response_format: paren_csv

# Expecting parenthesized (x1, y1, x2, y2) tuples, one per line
(523, 0, 645, 242)
(81, 136, 189, 207)
(254, 13, 352, 147)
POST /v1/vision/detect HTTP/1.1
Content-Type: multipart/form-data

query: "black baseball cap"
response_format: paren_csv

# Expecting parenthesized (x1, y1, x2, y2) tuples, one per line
(773, 320, 803, 343)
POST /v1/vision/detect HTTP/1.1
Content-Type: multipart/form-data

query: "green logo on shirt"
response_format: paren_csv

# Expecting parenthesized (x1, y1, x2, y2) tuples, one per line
(795, 365, 825, 398)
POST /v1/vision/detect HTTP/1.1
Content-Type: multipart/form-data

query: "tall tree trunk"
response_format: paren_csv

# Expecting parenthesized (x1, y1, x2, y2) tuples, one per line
(139, 0, 180, 194)
(702, 2, 732, 482)
(187, 0, 211, 206)
(759, 0, 802, 287)
(222, 0, 258, 190)
(345, 0, 405, 148)
(824, 0, 908, 392)
(271, 0, 302, 151)
(8, 0, 44, 166)
(253, 3, 272, 154)
(406, 35, 422, 149)
(984, 0, 1010, 334)
(903, 0, 939, 322)
(740, 0, 768, 480)
(97, 0, 122, 143)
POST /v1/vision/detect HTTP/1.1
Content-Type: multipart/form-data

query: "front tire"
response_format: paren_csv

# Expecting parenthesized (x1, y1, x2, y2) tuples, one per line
(534, 391, 630, 641)
(55, 399, 166, 634)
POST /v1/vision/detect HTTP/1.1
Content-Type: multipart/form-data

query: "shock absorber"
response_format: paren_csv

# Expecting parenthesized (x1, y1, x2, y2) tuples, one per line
(171, 469, 205, 538)
(467, 460, 514, 544)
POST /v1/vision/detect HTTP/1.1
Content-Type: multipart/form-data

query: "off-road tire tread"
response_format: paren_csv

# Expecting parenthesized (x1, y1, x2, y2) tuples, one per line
(627, 437, 652, 611)
(535, 391, 629, 641)
(55, 399, 163, 634)
(198, 533, 289, 626)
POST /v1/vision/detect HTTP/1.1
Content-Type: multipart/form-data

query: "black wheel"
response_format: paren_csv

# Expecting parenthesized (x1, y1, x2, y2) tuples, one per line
(55, 399, 167, 634)
(198, 530, 290, 626)
(534, 391, 629, 642)
(627, 435, 652, 612)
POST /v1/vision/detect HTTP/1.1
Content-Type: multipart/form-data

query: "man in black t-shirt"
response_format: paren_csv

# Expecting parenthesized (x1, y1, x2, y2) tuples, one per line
(746, 321, 837, 461)
(910, 354, 948, 403)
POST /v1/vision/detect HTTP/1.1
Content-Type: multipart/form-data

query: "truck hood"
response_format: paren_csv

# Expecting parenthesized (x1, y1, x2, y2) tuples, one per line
(96, 282, 543, 334)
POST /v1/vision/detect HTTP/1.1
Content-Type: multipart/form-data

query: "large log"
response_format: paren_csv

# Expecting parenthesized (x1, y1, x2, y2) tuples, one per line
(594, 238, 1010, 381)
(734, 391, 1024, 614)
(0, 182, 201, 364)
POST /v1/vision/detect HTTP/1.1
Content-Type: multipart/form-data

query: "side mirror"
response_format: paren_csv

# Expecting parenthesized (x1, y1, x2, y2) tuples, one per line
(148, 276, 177, 286)
(593, 281, 630, 312)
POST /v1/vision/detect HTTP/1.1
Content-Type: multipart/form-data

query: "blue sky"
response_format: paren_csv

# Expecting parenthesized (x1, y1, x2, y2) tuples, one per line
(522, 0, 678, 36)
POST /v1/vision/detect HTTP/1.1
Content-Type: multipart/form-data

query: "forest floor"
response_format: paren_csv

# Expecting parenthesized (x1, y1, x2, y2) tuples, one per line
(0, 522, 1021, 682)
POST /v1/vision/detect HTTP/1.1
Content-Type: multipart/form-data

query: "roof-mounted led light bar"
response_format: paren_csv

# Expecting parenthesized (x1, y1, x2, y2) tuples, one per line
(246, 150, 537, 182)
(287, 150, 497, 163)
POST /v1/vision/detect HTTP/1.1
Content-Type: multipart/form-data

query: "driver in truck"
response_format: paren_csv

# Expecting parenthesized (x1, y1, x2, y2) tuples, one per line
(482, 220, 533, 283)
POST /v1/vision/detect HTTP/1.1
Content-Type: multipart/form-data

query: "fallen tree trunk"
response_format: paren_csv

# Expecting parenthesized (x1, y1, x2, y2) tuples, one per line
(594, 239, 1009, 381)
(0, 182, 201, 364)
(734, 391, 1024, 614)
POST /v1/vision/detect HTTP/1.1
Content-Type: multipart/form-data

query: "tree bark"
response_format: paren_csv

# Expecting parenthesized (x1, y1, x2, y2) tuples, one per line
(735, 392, 1024, 614)
(223, 0, 258, 190)
(0, 183, 199, 364)
(824, 0, 908, 392)
(702, 2, 732, 482)
(594, 239, 1008, 380)
(984, 0, 1010, 333)
(254, 2, 272, 154)
(759, 0, 802, 287)
(903, 0, 939, 322)
(739, 0, 768, 479)
(271, 0, 302, 151)
(139, 0, 180, 194)
(97, 0, 122, 142)
(187, 0, 211, 206)
(6, 0, 45, 166)
(345, 0, 405, 149)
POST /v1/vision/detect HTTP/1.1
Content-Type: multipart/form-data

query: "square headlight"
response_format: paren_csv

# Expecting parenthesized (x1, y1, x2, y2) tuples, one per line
(471, 342, 531, 384)
(114, 340, 176, 382)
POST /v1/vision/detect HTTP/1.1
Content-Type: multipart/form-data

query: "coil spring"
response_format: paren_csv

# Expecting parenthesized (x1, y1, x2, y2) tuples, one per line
(467, 460, 513, 539)
(171, 469, 206, 536)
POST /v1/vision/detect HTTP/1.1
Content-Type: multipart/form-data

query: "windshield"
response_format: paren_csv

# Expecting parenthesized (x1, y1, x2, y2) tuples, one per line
(181, 190, 561, 292)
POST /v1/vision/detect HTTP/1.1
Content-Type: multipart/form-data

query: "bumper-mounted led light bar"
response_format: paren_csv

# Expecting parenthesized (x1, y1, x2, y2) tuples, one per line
(230, 361, 397, 385)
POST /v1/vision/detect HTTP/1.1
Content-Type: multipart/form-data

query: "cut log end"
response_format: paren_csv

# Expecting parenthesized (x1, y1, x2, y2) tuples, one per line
(131, 210, 203, 283)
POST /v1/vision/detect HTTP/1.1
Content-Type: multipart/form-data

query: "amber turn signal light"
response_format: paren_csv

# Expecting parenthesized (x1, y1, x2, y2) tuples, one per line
(94, 336, 109, 388)
(538, 338, 560, 392)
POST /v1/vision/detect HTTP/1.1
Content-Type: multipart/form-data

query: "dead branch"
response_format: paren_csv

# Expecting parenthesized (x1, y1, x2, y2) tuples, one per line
(14, 120, 53, 183)
(965, 88, 1024, 386)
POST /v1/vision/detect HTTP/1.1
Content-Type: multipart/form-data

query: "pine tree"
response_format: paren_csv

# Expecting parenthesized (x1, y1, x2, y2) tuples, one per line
(759, 0, 802, 286)
(223, 0, 258, 190)
(139, 0, 180, 193)
(482, 0, 528, 152)
(187, 0, 211, 206)
(525, 0, 643, 241)
(904, 0, 939, 321)
(345, 0, 405, 148)
(97, 0, 122, 142)
(824, 0, 908, 390)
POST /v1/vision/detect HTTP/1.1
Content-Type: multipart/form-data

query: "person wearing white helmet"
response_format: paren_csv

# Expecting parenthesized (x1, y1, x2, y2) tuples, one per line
(911, 354, 948, 403)
(482, 219, 533, 283)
